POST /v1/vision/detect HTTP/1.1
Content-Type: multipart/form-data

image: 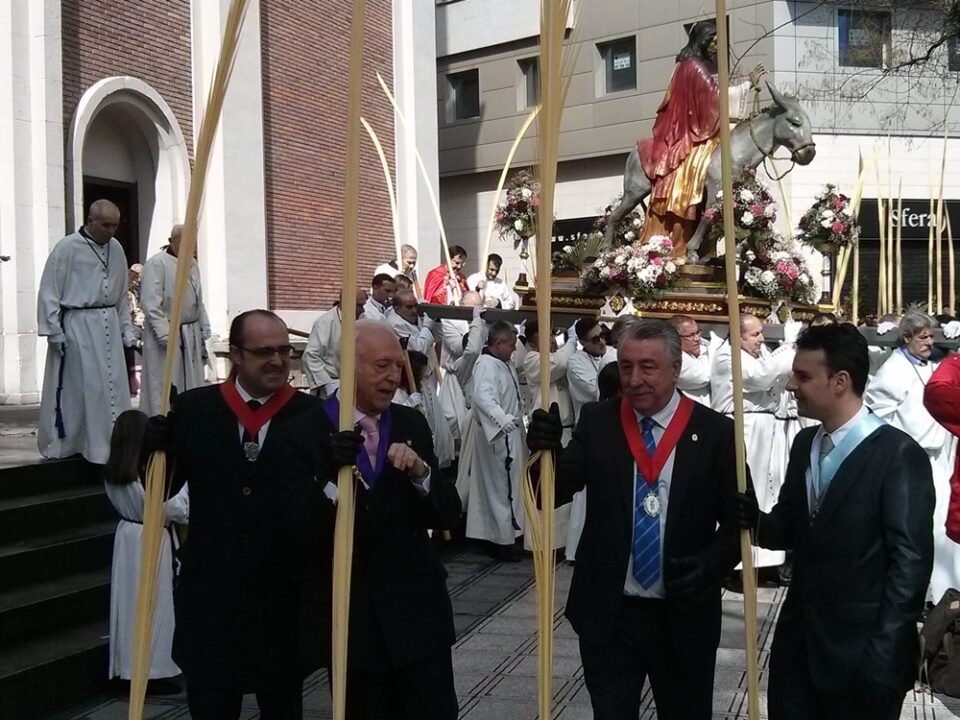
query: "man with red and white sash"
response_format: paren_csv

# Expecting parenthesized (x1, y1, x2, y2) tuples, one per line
(144, 309, 318, 720)
(527, 319, 742, 719)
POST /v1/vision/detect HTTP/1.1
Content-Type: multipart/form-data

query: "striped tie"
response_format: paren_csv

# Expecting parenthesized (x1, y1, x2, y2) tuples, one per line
(632, 416, 660, 589)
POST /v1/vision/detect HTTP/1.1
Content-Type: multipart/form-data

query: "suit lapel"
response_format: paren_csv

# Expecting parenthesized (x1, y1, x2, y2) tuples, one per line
(811, 428, 884, 531)
(609, 403, 637, 532)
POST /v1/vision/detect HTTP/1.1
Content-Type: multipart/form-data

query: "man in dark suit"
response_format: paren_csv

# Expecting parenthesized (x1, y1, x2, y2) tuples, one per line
(528, 318, 742, 719)
(282, 319, 461, 720)
(732, 323, 934, 720)
(146, 309, 319, 720)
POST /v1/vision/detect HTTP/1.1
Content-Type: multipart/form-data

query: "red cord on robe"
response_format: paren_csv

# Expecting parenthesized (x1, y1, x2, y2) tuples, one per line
(923, 355, 960, 543)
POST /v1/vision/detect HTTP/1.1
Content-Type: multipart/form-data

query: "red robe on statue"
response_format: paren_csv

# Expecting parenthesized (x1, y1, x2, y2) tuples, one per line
(637, 56, 722, 248)
(422, 264, 468, 305)
(924, 355, 960, 543)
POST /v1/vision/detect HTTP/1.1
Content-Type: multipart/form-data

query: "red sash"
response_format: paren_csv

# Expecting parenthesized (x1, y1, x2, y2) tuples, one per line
(620, 394, 695, 487)
(220, 380, 297, 438)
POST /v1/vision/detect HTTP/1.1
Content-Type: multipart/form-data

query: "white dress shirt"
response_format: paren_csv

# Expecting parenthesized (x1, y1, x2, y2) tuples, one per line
(235, 379, 274, 446)
(623, 390, 682, 599)
(806, 403, 868, 512)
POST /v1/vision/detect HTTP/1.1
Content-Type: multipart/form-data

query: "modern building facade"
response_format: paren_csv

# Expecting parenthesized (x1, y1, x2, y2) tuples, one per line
(436, 0, 960, 316)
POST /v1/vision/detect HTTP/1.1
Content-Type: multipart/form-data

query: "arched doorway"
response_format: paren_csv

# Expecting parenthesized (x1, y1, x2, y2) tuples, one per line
(67, 77, 190, 265)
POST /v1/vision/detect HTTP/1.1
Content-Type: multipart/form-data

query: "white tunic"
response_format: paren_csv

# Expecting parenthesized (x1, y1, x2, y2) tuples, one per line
(866, 349, 960, 603)
(564, 346, 618, 561)
(37, 231, 136, 464)
(712, 341, 795, 568)
(387, 314, 454, 468)
(139, 250, 210, 416)
(466, 353, 526, 545)
(678, 343, 712, 406)
(361, 296, 393, 323)
(303, 307, 343, 396)
(105, 480, 190, 680)
(466, 273, 517, 309)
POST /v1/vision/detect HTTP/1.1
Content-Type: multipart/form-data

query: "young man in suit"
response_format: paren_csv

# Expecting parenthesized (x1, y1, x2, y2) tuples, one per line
(145, 309, 319, 720)
(282, 319, 462, 720)
(732, 323, 935, 720)
(527, 318, 742, 719)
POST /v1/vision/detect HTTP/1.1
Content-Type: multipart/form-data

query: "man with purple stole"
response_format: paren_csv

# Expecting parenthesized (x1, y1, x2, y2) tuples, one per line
(282, 319, 461, 720)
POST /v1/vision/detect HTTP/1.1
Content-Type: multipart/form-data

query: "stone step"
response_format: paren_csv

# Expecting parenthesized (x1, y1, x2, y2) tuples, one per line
(0, 485, 114, 544)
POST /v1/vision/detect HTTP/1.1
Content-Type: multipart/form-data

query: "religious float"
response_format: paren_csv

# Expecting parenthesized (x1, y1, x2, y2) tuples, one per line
(490, 27, 860, 325)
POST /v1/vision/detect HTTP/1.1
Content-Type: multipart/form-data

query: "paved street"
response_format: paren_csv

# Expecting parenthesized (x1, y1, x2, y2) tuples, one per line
(47, 546, 960, 719)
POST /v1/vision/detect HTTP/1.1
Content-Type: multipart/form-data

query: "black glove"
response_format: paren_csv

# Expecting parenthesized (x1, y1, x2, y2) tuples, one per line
(330, 429, 364, 468)
(665, 555, 710, 602)
(143, 414, 172, 454)
(726, 489, 759, 531)
(527, 402, 562, 452)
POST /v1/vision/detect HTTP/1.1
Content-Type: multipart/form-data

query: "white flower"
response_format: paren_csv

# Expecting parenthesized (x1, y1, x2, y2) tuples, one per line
(624, 231, 635, 242)
(842, 205, 854, 217)
(760, 270, 776, 284)
(716, 189, 723, 200)
(741, 212, 755, 226)
(614, 254, 626, 265)
(633, 218, 642, 228)
(521, 187, 533, 199)
(763, 204, 776, 218)
(665, 261, 677, 273)
(798, 273, 810, 284)
(745, 250, 756, 262)
(739, 189, 755, 203)
(563, 245, 573, 253)
(514, 219, 525, 232)
(820, 219, 832, 228)
(600, 266, 611, 279)
(820, 209, 834, 220)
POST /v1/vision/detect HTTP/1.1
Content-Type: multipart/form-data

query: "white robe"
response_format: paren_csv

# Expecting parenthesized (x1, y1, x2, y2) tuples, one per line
(452, 319, 488, 506)
(466, 273, 517, 309)
(361, 296, 393, 323)
(105, 480, 189, 680)
(712, 341, 795, 568)
(388, 313, 455, 468)
(678, 343, 712, 406)
(565, 346, 618, 561)
(866, 349, 960, 603)
(466, 353, 525, 545)
(38, 232, 136, 464)
(519, 344, 576, 550)
(139, 250, 210, 416)
(303, 307, 343, 396)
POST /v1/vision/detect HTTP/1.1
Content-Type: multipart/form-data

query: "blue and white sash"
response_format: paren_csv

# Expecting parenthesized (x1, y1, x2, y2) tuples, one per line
(808, 411, 886, 512)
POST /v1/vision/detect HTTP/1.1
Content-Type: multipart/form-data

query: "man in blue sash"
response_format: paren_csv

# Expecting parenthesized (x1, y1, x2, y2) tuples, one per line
(732, 323, 934, 720)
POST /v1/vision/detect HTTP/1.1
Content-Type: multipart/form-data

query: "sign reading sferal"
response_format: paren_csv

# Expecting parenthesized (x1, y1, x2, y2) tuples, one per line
(859, 198, 960, 239)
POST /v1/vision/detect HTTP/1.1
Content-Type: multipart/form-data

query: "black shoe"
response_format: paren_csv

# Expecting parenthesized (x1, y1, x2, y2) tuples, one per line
(723, 571, 743, 594)
(489, 543, 522, 563)
(146, 678, 183, 696)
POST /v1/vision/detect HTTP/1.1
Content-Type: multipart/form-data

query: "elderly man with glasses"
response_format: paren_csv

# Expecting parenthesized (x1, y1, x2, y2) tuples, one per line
(867, 311, 960, 604)
(669, 315, 713, 406)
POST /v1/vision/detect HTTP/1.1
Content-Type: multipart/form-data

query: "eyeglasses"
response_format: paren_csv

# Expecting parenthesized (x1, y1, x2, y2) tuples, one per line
(584, 333, 605, 344)
(237, 345, 295, 359)
(679, 329, 702, 339)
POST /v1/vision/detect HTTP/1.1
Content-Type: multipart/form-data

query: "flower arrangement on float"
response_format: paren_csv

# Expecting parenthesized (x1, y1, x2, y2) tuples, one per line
(551, 199, 643, 273)
(795, 184, 859, 251)
(739, 234, 818, 303)
(703, 169, 778, 246)
(580, 234, 680, 299)
(495, 170, 541, 241)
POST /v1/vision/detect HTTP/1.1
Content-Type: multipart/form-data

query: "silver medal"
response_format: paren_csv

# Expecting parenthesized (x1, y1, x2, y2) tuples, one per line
(243, 441, 260, 462)
(642, 491, 661, 518)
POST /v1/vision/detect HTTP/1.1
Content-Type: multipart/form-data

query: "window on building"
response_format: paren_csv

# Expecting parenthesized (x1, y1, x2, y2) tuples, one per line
(448, 69, 480, 120)
(949, 36, 960, 72)
(519, 58, 540, 108)
(598, 37, 637, 94)
(838, 9, 891, 68)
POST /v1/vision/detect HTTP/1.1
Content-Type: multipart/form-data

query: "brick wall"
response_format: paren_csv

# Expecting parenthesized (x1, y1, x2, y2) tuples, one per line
(61, 0, 193, 157)
(261, 0, 396, 309)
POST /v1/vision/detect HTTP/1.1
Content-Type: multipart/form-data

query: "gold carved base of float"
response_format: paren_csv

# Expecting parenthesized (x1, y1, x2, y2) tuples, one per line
(519, 266, 822, 324)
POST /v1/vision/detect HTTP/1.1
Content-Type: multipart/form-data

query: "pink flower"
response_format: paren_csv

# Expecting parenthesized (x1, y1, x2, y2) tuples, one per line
(750, 203, 764, 216)
(831, 221, 845, 234)
(833, 197, 845, 210)
(704, 208, 717, 221)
